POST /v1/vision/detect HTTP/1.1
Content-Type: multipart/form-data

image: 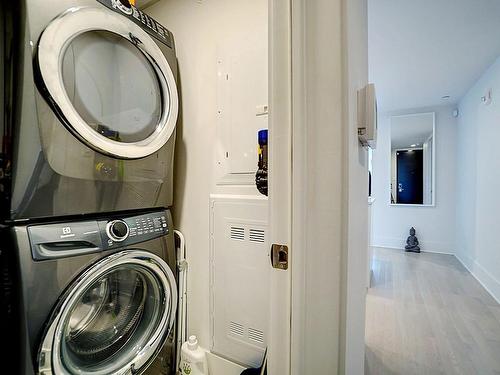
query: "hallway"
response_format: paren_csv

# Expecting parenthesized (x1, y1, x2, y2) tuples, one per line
(365, 248, 500, 375)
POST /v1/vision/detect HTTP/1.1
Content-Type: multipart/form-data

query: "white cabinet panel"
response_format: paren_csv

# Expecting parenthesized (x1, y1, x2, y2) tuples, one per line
(209, 195, 269, 367)
(216, 29, 268, 185)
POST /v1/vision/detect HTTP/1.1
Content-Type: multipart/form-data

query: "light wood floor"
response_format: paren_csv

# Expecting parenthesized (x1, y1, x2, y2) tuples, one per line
(365, 248, 500, 375)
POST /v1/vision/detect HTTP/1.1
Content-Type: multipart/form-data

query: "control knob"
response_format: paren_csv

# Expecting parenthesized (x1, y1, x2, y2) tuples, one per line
(114, 0, 133, 15)
(106, 220, 129, 242)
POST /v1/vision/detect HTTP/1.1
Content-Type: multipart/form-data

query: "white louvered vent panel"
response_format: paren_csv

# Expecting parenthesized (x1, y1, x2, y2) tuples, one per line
(210, 196, 269, 368)
(230, 226, 245, 241)
(229, 321, 245, 336)
(249, 228, 265, 243)
(248, 328, 265, 343)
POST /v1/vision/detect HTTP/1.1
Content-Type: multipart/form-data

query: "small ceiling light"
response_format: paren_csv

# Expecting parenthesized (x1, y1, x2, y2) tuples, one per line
(442, 95, 451, 100)
(411, 144, 417, 147)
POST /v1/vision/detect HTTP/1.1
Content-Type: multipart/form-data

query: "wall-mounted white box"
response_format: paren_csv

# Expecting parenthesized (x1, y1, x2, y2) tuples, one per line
(358, 83, 378, 149)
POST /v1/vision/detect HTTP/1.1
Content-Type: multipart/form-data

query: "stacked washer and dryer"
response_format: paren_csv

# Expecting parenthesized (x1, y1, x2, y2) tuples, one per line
(0, 0, 180, 374)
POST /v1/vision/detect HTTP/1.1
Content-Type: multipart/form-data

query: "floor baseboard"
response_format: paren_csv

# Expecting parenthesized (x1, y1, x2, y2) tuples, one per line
(454, 253, 500, 305)
(370, 245, 454, 256)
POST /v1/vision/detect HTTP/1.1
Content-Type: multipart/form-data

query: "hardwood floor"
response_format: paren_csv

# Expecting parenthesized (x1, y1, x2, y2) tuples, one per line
(365, 247, 500, 375)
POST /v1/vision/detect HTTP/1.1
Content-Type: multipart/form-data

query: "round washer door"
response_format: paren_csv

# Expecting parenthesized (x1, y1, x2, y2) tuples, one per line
(36, 5, 178, 159)
(38, 251, 177, 375)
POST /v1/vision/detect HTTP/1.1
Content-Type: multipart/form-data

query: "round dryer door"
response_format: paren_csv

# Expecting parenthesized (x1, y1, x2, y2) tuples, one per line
(38, 251, 177, 375)
(36, 5, 178, 159)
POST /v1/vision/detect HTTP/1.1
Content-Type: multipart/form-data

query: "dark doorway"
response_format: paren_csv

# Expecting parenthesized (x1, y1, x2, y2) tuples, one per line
(396, 149, 423, 204)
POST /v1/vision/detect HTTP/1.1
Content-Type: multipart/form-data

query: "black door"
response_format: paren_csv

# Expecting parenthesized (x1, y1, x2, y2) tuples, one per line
(396, 150, 423, 204)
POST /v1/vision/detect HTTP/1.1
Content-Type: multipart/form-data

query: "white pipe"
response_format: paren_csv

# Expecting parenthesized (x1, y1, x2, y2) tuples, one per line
(174, 230, 187, 373)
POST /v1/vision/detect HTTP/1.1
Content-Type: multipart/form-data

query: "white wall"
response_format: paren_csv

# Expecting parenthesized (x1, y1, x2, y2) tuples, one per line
(371, 106, 457, 253)
(456, 56, 500, 303)
(146, 0, 266, 352)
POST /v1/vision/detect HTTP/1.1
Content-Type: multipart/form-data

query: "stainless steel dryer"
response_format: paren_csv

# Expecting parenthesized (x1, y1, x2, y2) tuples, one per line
(1, 0, 179, 221)
(0, 209, 178, 374)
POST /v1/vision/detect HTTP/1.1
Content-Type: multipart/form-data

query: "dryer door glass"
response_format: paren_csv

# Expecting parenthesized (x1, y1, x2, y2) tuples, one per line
(38, 251, 177, 375)
(36, 6, 178, 159)
(61, 30, 162, 143)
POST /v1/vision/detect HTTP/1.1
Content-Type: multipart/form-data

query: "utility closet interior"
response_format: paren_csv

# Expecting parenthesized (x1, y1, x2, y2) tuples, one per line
(146, 0, 269, 373)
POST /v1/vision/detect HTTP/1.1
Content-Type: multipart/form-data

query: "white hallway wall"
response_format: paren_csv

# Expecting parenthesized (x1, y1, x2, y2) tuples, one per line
(456, 56, 500, 303)
(371, 106, 457, 253)
(147, 0, 265, 352)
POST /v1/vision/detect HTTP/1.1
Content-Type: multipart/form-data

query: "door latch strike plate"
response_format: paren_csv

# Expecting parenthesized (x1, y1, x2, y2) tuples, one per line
(271, 244, 289, 270)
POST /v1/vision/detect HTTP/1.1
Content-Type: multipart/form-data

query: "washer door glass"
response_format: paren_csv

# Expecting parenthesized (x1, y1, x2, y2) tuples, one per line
(61, 30, 162, 143)
(36, 6, 178, 159)
(62, 266, 161, 373)
(38, 251, 177, 375)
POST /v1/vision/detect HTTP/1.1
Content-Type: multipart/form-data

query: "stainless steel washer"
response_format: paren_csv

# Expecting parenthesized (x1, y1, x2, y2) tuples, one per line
(0, 209, 177, 374)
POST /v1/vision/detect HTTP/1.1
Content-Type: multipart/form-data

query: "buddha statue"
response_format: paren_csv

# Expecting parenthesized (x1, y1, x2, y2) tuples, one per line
(405, 227, 420, 253)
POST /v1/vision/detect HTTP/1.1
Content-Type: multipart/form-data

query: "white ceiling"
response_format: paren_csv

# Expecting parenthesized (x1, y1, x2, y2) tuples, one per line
(369, 0, 500, 112)
(391, 113, 433, 150)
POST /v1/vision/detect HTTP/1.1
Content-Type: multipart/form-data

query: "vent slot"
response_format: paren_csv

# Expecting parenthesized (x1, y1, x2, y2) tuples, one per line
(230, 226, 245, 241)
(249, 228, 265, 243)
(248, 328, 264, 343)
(229, 321, 244, 336)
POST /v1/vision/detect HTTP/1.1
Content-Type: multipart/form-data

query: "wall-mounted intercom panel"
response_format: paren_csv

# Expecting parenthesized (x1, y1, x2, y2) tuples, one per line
(357, 83, 378, 149)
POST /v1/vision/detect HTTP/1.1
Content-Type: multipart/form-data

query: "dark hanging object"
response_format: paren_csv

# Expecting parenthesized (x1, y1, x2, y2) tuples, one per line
(405, 227, 421, 253)
(255, 129, 268, 196)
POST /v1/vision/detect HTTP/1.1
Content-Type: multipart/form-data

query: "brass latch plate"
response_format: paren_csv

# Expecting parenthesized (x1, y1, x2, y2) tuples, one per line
(271, 244, 288, 270)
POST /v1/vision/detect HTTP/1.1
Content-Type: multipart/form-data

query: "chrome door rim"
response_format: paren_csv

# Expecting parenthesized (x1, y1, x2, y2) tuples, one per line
(36, 6, 178, 159)
(38, 250, 177, 375)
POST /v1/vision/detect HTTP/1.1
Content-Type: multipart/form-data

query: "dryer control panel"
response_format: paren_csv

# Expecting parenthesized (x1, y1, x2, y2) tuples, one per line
(96, 0, 173, 48)
(28, 210, 170, 260)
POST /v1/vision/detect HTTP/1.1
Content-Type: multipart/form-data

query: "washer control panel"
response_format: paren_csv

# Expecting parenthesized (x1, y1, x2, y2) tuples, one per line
(28, 210, 170, 260)
(97, 0, 173, 48)
(100, 211, 169, 250)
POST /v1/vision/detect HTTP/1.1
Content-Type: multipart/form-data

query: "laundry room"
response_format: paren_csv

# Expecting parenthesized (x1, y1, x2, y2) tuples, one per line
(0, 0, 270, 374)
